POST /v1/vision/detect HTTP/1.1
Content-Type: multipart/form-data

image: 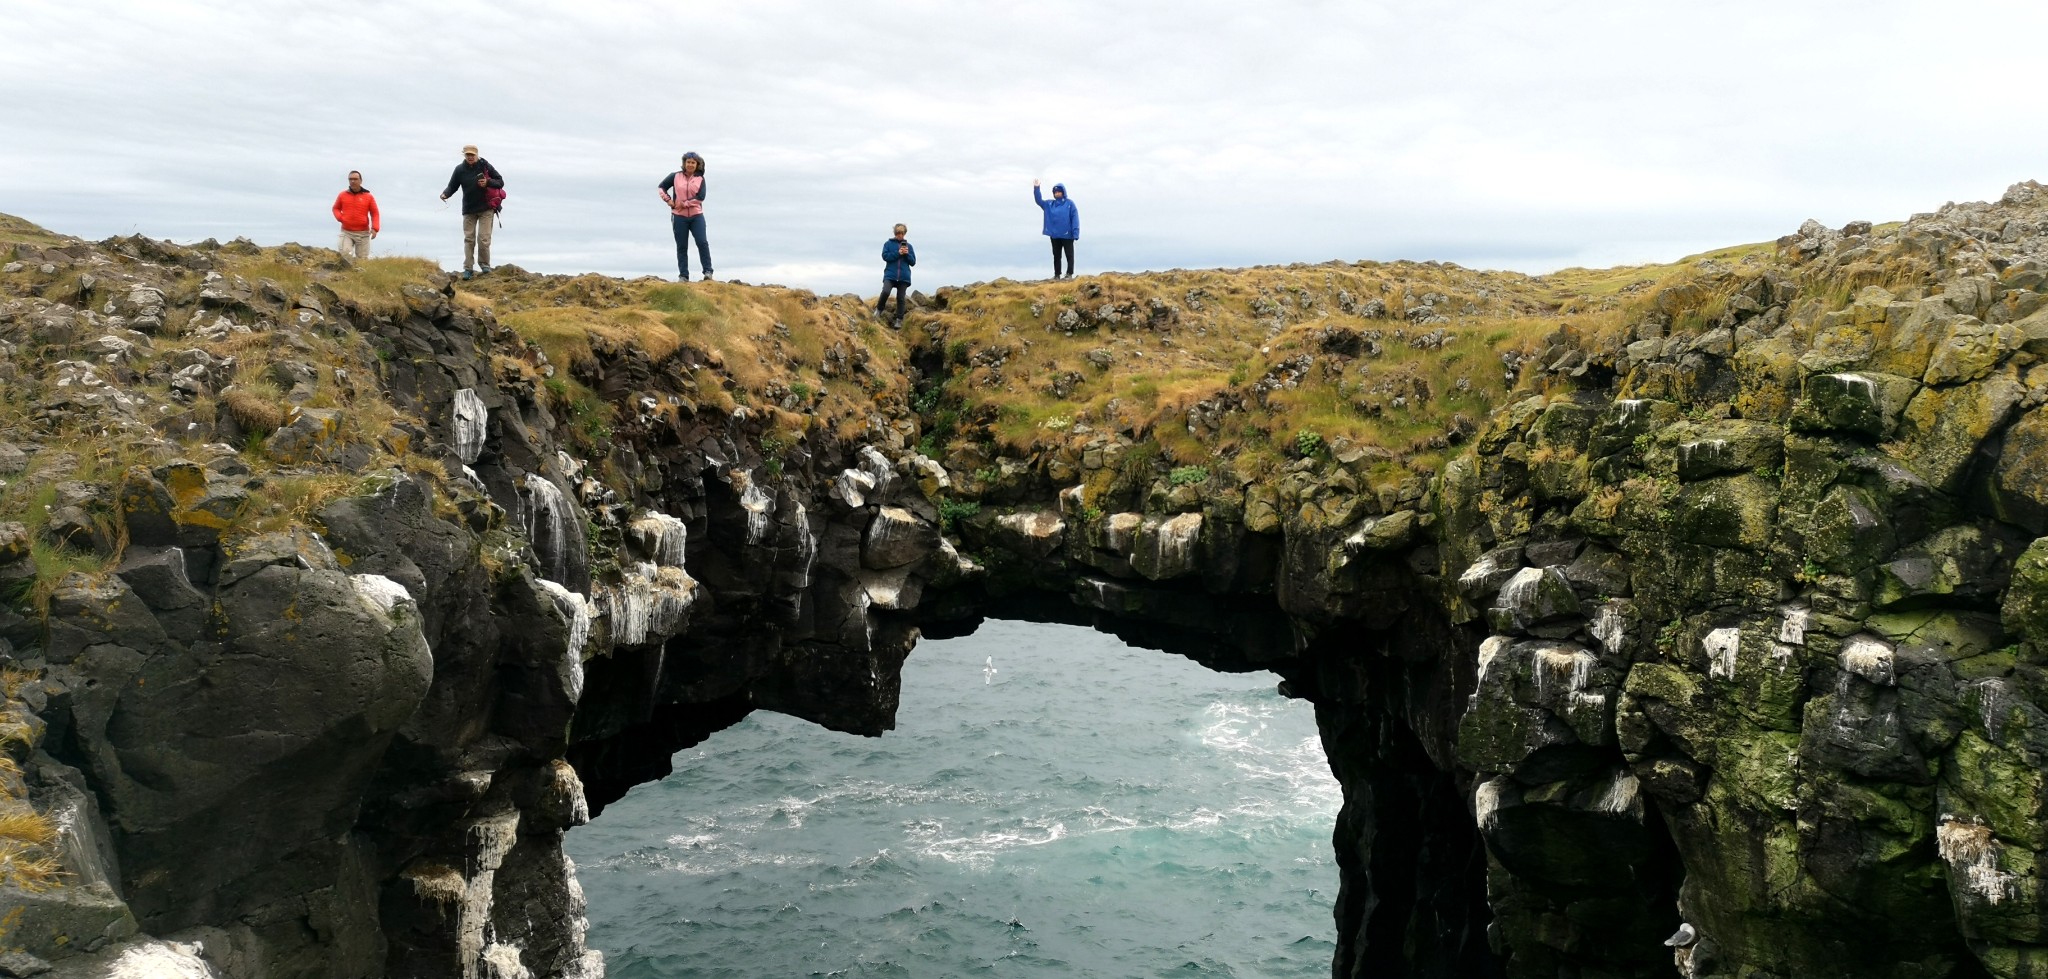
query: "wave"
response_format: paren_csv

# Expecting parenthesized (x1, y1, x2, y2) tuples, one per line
(915, 820, 1068, 869)
(1197, 700, 1342, 818)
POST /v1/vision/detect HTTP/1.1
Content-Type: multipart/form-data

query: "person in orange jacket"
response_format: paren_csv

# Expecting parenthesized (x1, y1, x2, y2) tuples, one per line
(332, 170, 380, 259)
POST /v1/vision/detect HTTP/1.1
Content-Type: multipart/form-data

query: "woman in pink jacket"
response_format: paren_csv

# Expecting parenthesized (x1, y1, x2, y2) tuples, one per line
(657, 152, 712, 281)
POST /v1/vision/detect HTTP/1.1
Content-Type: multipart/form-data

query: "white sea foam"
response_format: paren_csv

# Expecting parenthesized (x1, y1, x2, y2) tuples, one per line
(917, 821, 1069, 869)
(1198, 700, 1342, 817)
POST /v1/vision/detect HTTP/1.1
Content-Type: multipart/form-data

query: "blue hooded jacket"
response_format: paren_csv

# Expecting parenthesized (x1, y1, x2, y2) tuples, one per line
(882, 239, 916, 283)
(1035, 184, 1079, 239)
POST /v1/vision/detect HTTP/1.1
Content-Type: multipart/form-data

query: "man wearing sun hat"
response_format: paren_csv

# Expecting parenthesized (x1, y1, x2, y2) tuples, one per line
(439, 144, 504, 280)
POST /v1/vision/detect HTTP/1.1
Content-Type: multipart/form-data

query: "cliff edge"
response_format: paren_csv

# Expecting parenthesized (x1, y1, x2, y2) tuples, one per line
(0, 181, 2044, 978)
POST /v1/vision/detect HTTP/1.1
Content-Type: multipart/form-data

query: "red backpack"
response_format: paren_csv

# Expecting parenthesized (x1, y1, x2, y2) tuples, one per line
(479, 159, 507, 213)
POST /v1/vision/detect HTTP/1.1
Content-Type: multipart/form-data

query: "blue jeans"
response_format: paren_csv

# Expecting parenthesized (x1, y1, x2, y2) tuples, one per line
(671, 214, 711, 278)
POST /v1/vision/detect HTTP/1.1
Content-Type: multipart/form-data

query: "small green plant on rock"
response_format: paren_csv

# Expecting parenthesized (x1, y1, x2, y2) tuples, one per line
(1655, 617, 1684, 653)
(1294, 428, 1325, 459)
(1169, 465, 1210, 486)
(936, 497, 980, 531)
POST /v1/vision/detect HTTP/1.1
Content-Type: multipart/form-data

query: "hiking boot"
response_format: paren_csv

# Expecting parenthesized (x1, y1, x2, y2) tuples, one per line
(702, 272, 714, 282)
(461, 270, 474, 281)
(479, 265, 493, 275)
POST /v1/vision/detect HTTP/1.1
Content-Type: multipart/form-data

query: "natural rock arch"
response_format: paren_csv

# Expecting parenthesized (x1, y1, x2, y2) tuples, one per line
(4, 184, 2048, 979)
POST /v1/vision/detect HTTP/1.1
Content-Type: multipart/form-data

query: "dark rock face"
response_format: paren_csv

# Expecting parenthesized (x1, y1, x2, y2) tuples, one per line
(4, 186, 2048, 979)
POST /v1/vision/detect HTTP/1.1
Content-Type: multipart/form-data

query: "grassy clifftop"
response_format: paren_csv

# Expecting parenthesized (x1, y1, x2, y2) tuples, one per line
(0, 202, 1909, 531)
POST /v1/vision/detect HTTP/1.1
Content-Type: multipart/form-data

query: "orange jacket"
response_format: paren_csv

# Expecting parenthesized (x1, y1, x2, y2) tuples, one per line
(332, 189, 380, 233)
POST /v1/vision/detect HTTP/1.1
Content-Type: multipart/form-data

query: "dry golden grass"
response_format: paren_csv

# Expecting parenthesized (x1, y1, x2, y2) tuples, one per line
(0, 808, 63, 892)
(221, 387, 288, 434)
(472, 272, 911, 450)
(0, 212, 72, 249)
(327, 256, 441, 315)
(499, 306, 682, 372)
(912, 262, 1564, 472)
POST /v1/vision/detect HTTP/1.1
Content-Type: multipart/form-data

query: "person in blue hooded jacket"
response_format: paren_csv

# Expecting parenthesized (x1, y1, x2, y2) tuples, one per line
(876, 223, 915, 327)
(1033, 179, 1079, 279)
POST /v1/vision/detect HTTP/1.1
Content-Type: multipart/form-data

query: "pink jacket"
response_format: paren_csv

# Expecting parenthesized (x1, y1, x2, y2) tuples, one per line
(664, 172, 705, 217)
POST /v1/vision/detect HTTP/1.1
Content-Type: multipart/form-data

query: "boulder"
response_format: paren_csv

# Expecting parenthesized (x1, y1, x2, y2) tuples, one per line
(1458, 545, 1525, 601)
(1130, 512, 1203, 580)
(1891, 369, 2027, 490)
(1990, 407, 2048, 533)
(1791, 371, 1918, 439)
(1925, 320, 2024, 385)
(863, 506, 939, 569)
(2004, 538, 2048, 648)
(1491, 567, 1581, 630)
(262, 406, 342, 464)
(1343, 509, 1418, 553)
(1673, 420, 1784, 481)
(990, 511, 1065, 561)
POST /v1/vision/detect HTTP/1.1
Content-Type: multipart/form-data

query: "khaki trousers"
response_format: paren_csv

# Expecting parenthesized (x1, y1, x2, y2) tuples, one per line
(463, 211, 495, 270)
(337, 230, 372, 259)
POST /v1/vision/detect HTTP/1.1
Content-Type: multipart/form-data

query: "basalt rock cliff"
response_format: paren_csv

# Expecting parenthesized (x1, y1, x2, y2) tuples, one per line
(0, 182, 2046, 979)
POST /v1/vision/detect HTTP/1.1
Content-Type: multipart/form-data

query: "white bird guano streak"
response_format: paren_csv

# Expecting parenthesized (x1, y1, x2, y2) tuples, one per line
(452, 388, 488, 465)
(599, 561, 698, 648)
(626, 510, 688, 567)
(535, 579, 593, 703)
(1703, 627, 1742, 680)
(1937, 816, 2018, 906)
(521, 473, 571, 583)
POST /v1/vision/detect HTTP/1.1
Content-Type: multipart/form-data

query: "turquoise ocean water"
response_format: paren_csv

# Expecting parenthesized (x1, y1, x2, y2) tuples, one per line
(565, 619, 1341, 978)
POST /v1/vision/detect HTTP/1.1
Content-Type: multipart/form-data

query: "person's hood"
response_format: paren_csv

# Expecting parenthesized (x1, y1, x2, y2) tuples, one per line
(681, 151, 706, 175)
(1052, 183, 1067, 197)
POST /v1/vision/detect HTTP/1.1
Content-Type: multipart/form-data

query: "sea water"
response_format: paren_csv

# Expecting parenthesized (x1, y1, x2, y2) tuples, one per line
(566, 619, 1341, 978)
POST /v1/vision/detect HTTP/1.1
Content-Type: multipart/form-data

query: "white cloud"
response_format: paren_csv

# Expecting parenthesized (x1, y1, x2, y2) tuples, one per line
(3, 0, 2045, 294)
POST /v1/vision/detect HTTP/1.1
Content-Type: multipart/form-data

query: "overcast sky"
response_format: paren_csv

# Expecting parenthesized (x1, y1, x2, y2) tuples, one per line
(6, 1, 2046, 296)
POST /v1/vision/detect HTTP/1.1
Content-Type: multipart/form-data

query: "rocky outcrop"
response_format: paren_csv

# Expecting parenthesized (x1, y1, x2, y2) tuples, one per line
(1, 181, 2047, 979)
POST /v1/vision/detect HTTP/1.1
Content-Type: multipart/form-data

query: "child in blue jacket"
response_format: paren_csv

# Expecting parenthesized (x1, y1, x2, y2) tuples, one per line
(1034, 180, 1079, 279)
(877, 223, 915, 326)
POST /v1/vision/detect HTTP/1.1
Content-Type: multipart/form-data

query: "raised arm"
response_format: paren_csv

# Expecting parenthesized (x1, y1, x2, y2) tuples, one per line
(1033, 185, 1048, 210)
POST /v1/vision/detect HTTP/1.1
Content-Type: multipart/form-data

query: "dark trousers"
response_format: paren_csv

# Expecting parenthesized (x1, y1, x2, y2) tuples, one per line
(1050, 237, 1075, 276)
(876, 280, 909, 320)
(671, 214, 711, 278)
